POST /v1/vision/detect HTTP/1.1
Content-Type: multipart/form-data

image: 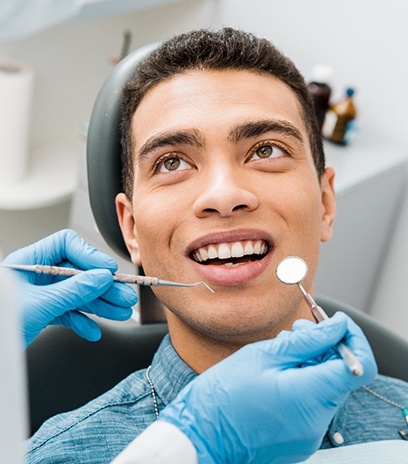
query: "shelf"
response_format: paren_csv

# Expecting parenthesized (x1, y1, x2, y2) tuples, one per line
(316, 133, 408, 311)
(0, 144, 78, 210)
(324, 132, 408, 196)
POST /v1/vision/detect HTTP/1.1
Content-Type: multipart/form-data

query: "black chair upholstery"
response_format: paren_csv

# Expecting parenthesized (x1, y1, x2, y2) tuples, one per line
(26, 322, 168, 436)
(27, 295, 408, 436)
(87, 42, 159, 261)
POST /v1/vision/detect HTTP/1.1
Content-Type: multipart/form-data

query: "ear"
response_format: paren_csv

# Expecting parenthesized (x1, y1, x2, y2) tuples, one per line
(320, 167, 336, 243)
(115, 193, 142, 265)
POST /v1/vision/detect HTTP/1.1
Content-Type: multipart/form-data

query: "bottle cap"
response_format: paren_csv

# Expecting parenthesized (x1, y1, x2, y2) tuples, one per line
(346, 88, 355, 96)
(310, 64, 334, 85)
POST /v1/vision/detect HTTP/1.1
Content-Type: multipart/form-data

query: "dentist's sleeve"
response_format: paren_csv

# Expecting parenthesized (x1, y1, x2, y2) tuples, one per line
(111, 421, 198, 464)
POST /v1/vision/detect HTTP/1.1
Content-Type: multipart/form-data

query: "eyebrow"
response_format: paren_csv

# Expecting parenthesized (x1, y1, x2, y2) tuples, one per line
(136, 119, 304, 162)
(228, 119, 304, 144)
(137, 129, 205, 160)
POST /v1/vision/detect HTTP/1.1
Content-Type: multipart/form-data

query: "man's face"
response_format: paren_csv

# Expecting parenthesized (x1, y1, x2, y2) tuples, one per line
(117, 69, 335, 345)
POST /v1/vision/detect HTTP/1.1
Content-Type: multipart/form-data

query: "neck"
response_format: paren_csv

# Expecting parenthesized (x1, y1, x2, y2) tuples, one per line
(164, 290, 315, 373)
(166, 311, 310, 374)
(166, 313, 242, 373)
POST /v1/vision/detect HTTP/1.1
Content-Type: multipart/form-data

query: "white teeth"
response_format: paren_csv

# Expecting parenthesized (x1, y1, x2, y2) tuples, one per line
(224, 262, 241, 268)
(231, 242, 245, 258)
(198, 248, 208, 262)
(208, 245, 218, 259)
(218, 243, 232, 259)
(193, 240, 268, 263)
(244, 242, 254, 255)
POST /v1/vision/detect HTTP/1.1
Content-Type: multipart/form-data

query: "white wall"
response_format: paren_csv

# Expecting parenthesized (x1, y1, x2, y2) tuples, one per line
(214, 0, 408, 338)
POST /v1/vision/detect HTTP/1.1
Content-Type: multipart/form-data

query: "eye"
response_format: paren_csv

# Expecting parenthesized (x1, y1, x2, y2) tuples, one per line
(249, 142, 287, 161)
(156, 155, 191, 173)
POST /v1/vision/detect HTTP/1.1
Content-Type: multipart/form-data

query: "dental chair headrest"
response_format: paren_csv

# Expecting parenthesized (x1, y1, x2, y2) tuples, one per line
(87, 42, 159, 260)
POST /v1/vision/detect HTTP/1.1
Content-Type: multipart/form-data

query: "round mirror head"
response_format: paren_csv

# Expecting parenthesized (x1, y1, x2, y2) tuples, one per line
(276, 256, 308, 285)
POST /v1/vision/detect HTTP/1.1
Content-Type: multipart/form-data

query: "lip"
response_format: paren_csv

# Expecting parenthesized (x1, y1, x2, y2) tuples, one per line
(187, 229, 274, 286)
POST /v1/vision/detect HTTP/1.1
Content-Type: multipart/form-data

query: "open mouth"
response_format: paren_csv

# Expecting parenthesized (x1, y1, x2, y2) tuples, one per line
(191, 240, 270, 268)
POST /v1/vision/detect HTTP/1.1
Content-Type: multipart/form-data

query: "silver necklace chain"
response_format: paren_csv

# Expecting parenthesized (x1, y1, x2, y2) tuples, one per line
(362, 385, 408, 440)
(145, 365, 159, 419)
(363, 385, 404, 409)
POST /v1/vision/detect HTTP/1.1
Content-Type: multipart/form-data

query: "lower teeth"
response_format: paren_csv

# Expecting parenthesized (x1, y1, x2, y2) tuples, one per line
(224, 262, 242, 268)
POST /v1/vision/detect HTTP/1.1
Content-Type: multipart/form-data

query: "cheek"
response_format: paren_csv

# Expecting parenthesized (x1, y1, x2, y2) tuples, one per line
(271, 180, 324, 250)
(295, 189, 323, 230)
(132, 192, 178, 265)
(273, 181, 322, 222)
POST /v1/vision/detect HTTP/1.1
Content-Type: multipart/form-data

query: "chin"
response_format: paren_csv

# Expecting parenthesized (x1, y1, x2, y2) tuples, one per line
(180, 308, 283, 344)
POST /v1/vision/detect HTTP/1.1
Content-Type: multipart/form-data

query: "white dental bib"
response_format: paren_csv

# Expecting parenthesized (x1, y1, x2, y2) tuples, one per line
(302, 440, 408, 463)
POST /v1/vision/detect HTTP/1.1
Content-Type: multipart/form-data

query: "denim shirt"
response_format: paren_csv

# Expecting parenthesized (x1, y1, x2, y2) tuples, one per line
(27, 335, 408, 463)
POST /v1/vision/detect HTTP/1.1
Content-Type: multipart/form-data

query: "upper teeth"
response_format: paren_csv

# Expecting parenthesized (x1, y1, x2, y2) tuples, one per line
(193, 240, 268, 263)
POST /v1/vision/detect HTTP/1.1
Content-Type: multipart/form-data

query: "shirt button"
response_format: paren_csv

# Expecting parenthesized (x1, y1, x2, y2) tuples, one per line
(333, 431, 344, 445)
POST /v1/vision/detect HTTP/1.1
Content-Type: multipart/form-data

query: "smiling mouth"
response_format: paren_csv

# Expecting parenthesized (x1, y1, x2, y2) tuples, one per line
(191, 240, 270, 268)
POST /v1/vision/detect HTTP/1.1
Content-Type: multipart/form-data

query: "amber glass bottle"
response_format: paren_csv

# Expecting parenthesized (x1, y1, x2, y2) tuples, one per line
(324, 88, 357, 145)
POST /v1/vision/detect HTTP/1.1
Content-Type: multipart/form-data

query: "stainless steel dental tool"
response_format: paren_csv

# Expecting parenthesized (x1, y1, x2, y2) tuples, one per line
(276, 256, 363, 377)
(1, 264, 215, 293)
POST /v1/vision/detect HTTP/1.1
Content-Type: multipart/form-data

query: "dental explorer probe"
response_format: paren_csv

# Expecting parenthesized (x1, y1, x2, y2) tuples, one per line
(276, 256, 363, 377)
(1, 264, 215, 293)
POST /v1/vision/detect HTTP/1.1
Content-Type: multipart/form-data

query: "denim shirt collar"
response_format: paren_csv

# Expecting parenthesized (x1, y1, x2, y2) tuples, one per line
(148, 334, 198, 410)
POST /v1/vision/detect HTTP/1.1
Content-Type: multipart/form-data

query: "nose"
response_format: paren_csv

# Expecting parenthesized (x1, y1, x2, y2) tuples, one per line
(192, 165, 259, 218)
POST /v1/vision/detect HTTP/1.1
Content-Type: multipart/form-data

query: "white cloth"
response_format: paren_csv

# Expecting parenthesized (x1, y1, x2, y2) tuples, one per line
(303, 440, 408, 464)
(0, 270, 27, 464)
(111, 420, 198, 464)
(112, 426, 408, 464)
(113, 436, 408, 464)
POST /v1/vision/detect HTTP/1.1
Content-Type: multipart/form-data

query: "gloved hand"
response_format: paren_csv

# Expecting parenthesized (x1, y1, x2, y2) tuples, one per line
(159, 312, 377, 464)
(2, 229, 138, 347)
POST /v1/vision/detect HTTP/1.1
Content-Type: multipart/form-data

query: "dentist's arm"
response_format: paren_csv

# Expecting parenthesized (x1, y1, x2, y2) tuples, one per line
(112, 312, 377, 464)
(2, 229, 138, 348)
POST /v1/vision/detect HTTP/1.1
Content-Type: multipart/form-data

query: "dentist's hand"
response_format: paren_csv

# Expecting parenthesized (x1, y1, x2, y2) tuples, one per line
(2, 229, 138, 348)
(158, 312, 377, 464)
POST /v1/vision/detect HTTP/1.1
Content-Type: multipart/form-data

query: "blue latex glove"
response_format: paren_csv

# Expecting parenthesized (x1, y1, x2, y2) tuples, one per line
(159, 312, 377, 464)
(2, 229, 138, 347)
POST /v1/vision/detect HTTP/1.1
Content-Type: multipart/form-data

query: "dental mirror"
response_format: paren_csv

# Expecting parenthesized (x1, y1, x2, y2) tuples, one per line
(276, 256, 308, 285)
(276, 255, 364, 377)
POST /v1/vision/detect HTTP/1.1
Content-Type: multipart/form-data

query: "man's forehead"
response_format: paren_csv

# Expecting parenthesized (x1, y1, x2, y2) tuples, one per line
(131, 68, 309, 148)
(133, 68, 302, 112)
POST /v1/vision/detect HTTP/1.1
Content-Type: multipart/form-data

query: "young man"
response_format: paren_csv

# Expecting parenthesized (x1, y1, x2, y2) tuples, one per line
(27, 28, 408, 463)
